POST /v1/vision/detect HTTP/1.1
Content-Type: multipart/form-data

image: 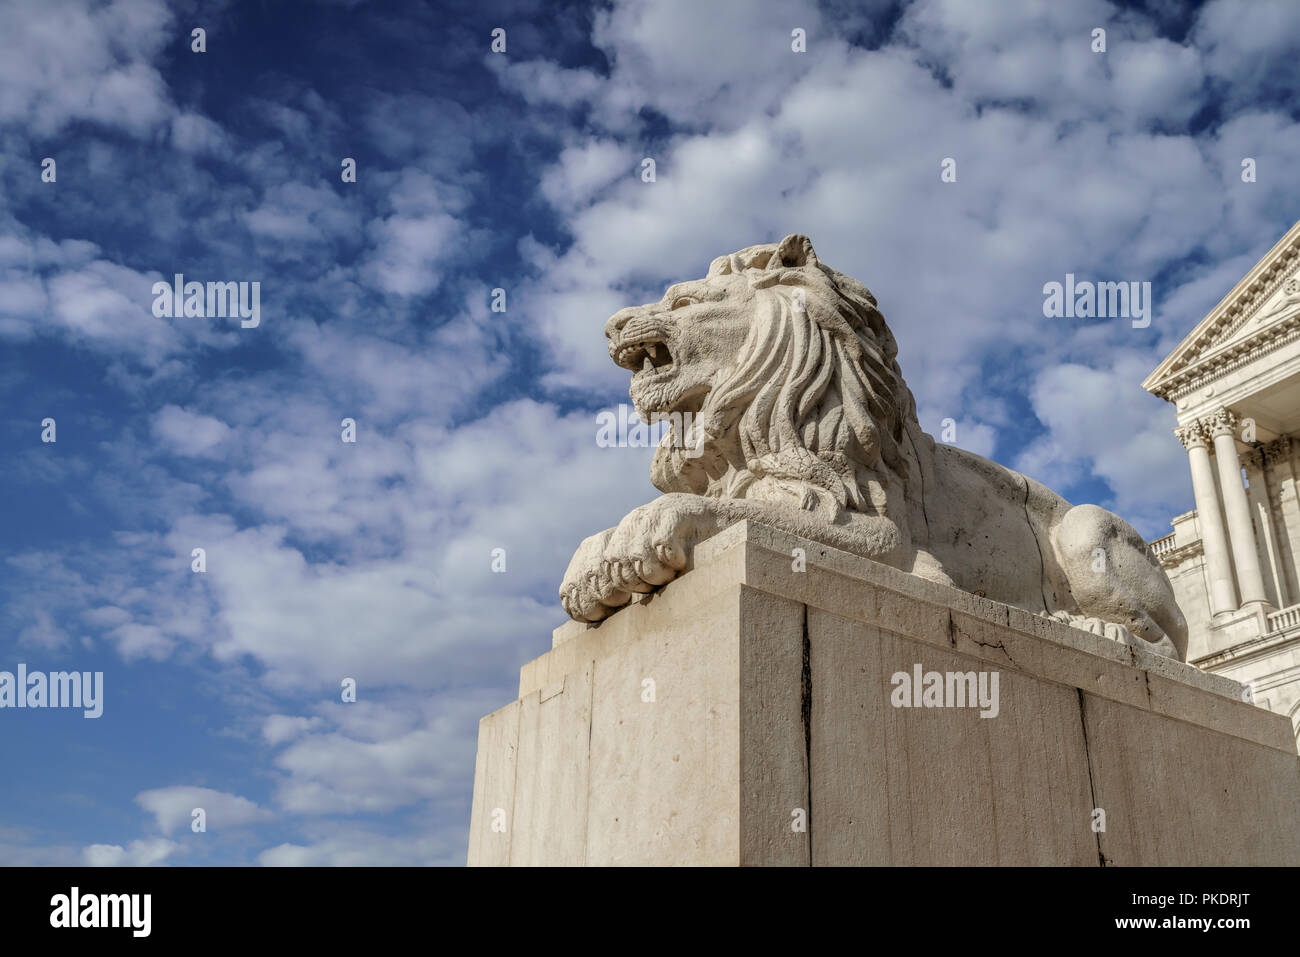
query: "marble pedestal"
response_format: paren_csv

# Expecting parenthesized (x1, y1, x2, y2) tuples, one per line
(468, 521, 1300, 866)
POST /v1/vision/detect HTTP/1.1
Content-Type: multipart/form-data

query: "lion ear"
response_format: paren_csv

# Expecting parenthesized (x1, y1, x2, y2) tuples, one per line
(774, 234, 818, 268)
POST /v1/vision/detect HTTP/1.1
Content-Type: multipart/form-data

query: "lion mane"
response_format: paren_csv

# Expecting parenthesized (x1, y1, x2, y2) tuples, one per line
(652, 234, 922, 519)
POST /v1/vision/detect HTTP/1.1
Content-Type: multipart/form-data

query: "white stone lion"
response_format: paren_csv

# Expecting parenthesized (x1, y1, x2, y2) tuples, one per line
(560, 234, 1188, 661)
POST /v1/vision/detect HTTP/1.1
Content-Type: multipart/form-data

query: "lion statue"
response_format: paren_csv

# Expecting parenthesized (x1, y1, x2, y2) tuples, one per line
(560, 234, 1188, 661)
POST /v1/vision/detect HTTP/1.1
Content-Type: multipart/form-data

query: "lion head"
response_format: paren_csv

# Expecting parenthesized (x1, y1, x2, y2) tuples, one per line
(604, 234, 921, 518)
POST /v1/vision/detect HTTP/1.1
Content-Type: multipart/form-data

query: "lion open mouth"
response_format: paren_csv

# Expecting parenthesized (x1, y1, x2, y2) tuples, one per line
(614, 336, 674, 376)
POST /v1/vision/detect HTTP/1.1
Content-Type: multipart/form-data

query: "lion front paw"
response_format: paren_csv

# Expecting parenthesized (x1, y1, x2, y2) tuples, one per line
(559, 527, 621, 623)
(558, 495, 707, 623)
(1048, 611, 1133, 644)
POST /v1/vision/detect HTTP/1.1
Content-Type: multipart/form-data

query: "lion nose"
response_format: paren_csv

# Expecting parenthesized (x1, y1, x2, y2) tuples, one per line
(605, 307, 640, 341)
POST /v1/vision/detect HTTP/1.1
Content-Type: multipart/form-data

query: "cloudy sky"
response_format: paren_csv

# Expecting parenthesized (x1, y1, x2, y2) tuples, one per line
(1, 0, 1298, 865)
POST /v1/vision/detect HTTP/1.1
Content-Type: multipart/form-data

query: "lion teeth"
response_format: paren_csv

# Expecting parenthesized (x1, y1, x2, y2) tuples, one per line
(646, 343, 658, 359)
(642, 356, 654, 372)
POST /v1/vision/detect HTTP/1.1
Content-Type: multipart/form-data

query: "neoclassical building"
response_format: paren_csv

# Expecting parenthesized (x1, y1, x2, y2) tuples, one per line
(1144, 217, 1300, 742)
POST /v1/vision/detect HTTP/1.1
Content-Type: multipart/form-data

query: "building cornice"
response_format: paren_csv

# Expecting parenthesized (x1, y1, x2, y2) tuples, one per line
(1144, 219, 1300, 401)
(1193, 627, 1300, 671)
(1155, 538, 1204, 569)
(1162, 316, 1300, 403)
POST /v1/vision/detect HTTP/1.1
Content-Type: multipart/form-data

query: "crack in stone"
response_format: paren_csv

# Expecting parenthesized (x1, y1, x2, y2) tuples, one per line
(800, 603, 813, 868)
(1076, 688, 1111, 867)
(1020, 474, 1052, 614)
(906, 427, 932, 542)
(971, 636, 1020, 671)
(951, 617, 1022, 671)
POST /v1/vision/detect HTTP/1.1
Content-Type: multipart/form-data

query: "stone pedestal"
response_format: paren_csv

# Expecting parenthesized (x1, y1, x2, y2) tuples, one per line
(468, 521, 1300, 866)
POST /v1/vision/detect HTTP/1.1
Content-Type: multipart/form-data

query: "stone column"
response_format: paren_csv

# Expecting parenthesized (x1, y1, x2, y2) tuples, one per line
(1178, 421, 1239, 616)
(1245, 448, 1290, 608)
(1265, 436, 1300, 604)
(1209, 408, 1270, 607)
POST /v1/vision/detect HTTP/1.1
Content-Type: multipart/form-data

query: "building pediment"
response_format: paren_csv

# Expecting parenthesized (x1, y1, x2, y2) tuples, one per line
(1144, 218, 1300, 401)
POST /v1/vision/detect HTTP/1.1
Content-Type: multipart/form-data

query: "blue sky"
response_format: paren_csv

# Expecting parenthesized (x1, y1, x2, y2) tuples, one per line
(1, 0, 1298, 865)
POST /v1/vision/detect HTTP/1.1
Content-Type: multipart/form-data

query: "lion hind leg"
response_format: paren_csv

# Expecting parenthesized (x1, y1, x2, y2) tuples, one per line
(1050, 504, 1189, 661)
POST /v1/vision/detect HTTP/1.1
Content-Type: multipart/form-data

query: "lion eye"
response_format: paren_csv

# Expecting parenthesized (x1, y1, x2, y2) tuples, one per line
(670, 297, 696, 310)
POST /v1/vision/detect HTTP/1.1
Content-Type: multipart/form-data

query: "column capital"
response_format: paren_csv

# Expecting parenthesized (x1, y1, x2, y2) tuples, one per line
(1264, 434, 1292, 465)
(1207, 407, 1239, 440)
(1175, 423, 1208, 450)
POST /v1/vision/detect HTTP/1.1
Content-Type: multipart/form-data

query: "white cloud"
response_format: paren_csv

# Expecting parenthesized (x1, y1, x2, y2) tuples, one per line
(84, 838, 182, 867)
(0, 0, 176, 137)
(0, 234, 242, 370)
(257, 829, 449, 866)
(360, 170, 465, 297)
(549, 0, 825, 129)
(1015, 355, 1192, 535)
(1194, 0, 1300, 104)
(171, 112, 230, 155)
(152, 406, 234, 458)
(46, 259, 182, 360)
(17, 609, 69, 651)
(108, 622, 174, 661)
(262, 714, 325, 746)
(135, 786, 272, 836)
(241, 182, 360, 251)
(538, 140, 636, 212)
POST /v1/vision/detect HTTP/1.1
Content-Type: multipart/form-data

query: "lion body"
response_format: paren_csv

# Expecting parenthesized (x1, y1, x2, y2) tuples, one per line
(910, 438, 1069, 608)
